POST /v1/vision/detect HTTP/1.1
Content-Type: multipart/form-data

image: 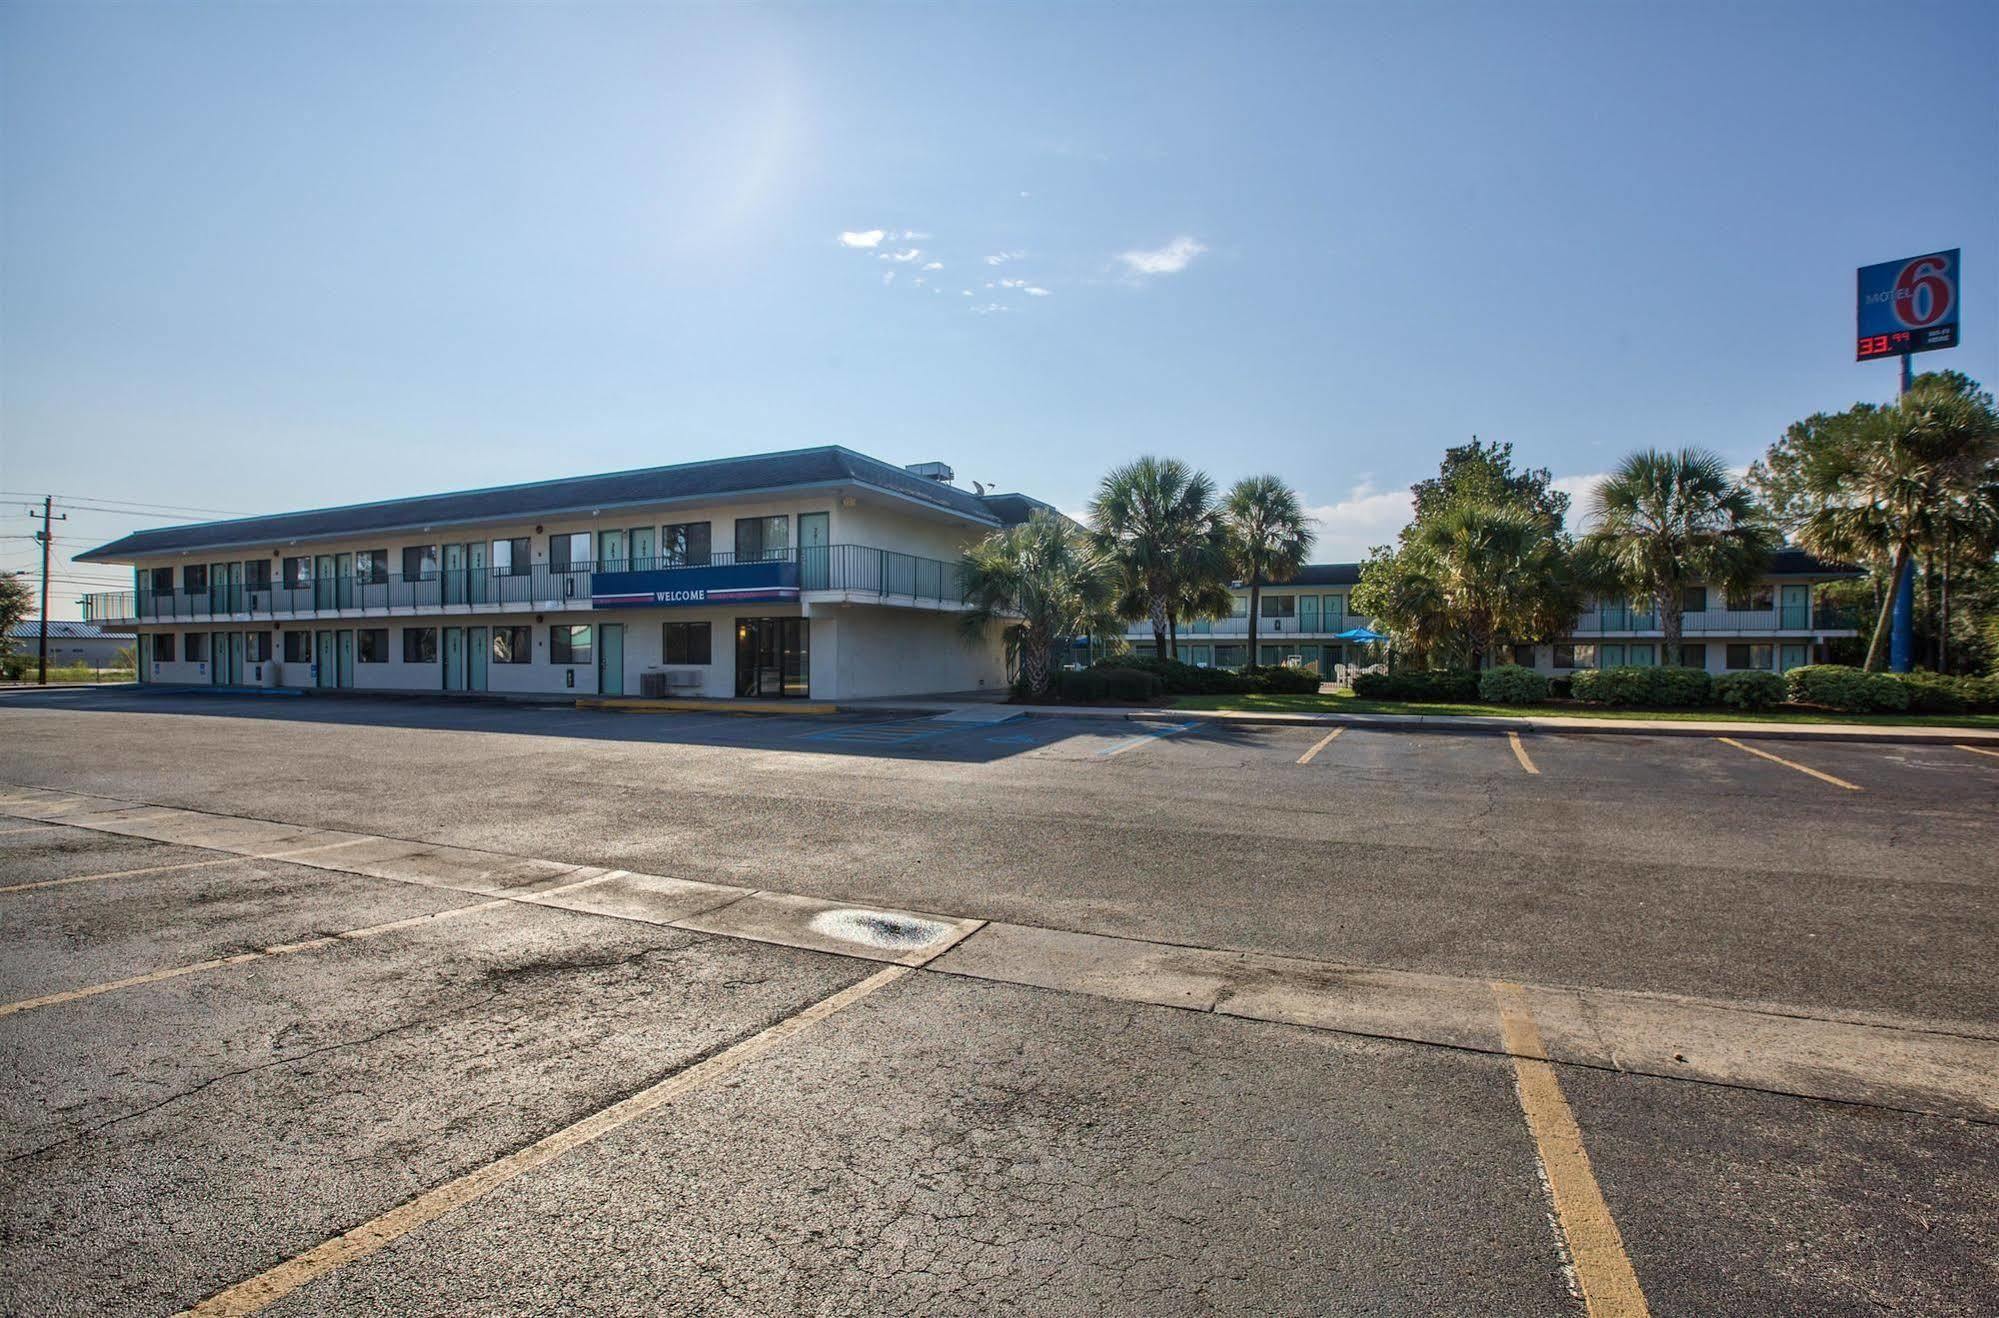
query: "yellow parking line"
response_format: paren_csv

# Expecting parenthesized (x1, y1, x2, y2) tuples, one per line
(1957, 744, 1999, 761)
(1492, 983, 1650, 1318)
(1716, 737, 1862, 791)
(178, 964, 910, 1316)
(0, 824, 64, 836)
(1296, 727, 1344, 764)
(1508, 731, 1540, 775)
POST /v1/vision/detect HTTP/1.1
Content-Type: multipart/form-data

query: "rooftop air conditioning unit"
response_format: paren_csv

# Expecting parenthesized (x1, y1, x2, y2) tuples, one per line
(904, 461, 955, 484)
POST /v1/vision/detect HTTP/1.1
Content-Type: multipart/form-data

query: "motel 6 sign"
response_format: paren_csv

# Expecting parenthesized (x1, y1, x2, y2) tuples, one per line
(1856, 249, 1960, 361)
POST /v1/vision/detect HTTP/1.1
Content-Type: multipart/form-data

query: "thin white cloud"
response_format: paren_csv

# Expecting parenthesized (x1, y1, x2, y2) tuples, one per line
(922, 261, 943, 271)
(996, 277, 1026, 289)
(1304, 481, 1415, 559)
(970, 302, 1011, 315)
(878, 248, 923, 263)
(1552, 472, 1610, 531)
(897, 229, 931, 240)
(839, 229, 886, 249)
(1024, 286, 1051, 296)
(985, 250, 1025, 266)
(1118, 235, 1206, 277)
(881, 271, 896, 286)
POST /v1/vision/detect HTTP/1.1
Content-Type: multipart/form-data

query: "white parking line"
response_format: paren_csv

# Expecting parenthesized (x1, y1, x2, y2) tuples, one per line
(1099, 722, 1196, 759)
(178, 965, 909, 1317)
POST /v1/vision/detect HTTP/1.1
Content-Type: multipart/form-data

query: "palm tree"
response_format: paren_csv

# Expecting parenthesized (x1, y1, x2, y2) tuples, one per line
(1797, 381, 1999, 670)
(1090, 457, 1219, 659)
(1578, 448, 1778, 654)
(1411, 502, 1579, 668)
(959, 512, 1121, 698)
(1220, 475, 1315, 669)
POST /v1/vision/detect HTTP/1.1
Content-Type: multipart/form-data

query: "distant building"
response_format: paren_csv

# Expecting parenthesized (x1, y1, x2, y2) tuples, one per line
(1122, 549, 1864, 675)
(5, 620, 137, 669)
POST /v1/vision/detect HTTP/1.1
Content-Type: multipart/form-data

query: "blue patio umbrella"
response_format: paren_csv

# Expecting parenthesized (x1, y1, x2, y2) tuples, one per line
(1334, 626, 1387, 643)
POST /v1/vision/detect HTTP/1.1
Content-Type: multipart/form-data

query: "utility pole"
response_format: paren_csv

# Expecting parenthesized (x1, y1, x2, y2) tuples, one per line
(29, 496, 66, 686)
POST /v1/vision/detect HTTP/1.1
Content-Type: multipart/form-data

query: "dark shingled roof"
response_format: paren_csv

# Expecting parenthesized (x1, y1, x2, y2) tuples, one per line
(976, 492, 1068, 528)
(76, 447, 1007, 562)
(1286, 563, 1364, 586)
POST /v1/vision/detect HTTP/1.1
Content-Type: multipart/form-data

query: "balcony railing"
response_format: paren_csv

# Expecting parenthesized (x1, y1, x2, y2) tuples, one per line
(1122, 617, 1370, 638)
(1571, 605, 1861, 634)
(81, 544, 969, 625)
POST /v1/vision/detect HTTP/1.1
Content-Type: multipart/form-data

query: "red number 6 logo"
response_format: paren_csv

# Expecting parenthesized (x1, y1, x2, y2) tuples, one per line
(1894, 255, 1953, 328)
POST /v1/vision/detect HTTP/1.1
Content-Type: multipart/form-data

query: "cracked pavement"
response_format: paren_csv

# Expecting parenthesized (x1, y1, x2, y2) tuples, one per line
(1, 688, 1996, 1314)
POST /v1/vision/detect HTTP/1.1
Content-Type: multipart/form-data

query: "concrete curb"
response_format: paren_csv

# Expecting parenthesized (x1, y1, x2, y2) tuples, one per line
(578, 697, 839, 716)
(853, 700, 1999, 745)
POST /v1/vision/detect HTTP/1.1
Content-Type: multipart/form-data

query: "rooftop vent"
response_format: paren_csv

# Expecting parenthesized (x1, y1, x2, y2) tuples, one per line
(904, 461, 955, 484)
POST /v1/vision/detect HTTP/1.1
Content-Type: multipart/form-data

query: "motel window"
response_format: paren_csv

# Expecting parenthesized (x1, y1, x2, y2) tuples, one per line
(183, 564, 208, 594)
(1678, 643, 1706, 669)
(1681, 586, 1708, 614)
(662, 522, 712, 567)
(155, 633, 176, 663)
(358, 629, 389, 663)
(492, 538, 530, 576)
(1214, 644, 1247, 669)
(663, 621, 712, 665)
(283, 557, 310, 589)
(1726, 643, 1773, 671)
(1259, 645, 1288, 665)
(283, 632, 311, 663)
(246, 632, 272, 663)
(1627, 644, 1656, 667)
(1552, 643, 1596, 670)
(402, 628, 438, 664)
(493, 626, 533, 664)
(1511, 644, 1536, 666)
(352, 549, 387, 585)
(185, 632, 209, 662)
(1726, 585, 1774, 612)
(549, 533, 592, 572)
(734, 516, 789, 563)
(1262, 595, 1296, 620)
(1230, 595, 1249, 618)
(550, 624, 593, 666)
(148, 567, 174, 594)
(244, 559, 272, 592)
(400, 546, 438, 581)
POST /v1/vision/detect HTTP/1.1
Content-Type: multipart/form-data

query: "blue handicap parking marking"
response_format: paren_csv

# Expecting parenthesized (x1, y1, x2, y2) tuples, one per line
(799, 719, 958, 746)
(984, 731, 1044, 746)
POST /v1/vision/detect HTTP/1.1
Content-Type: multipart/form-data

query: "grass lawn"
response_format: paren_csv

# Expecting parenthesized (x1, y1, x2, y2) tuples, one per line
(1172, 687, 1999, 729)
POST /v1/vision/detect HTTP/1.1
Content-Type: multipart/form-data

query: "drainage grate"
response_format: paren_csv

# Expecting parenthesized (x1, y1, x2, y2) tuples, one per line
(808, 908, 951, 950)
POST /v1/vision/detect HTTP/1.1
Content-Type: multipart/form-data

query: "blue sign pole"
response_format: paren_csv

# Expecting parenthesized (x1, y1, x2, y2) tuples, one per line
(1889, 354, 1915, 671)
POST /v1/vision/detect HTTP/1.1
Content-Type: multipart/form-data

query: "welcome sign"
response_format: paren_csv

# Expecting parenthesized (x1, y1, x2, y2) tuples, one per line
(591, 560, 800, 608)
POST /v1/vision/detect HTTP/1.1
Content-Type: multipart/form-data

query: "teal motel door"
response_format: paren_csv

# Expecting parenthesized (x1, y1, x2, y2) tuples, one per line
(336, 630, 355, 688)
(629, 526, 656, 570)
(210, 633, 226, 685)
(467, 540, 489, 605)
(443, 627, 465, 691)
(228, 632, 244, 684)
(799, 512, 829, 590)
(598, 529, 626, 573)
(597, 624, 625, 696)
(137, 634, 152, 683)
(443, 544, 467, 606)
(334, 554, 355, 609)
(466, 627, 489, 691)
(1779, 642, 1810, 672)
(314, 557, 335, 611)
(315, 630, 336, 687)
(1780, 584, 1810, 630)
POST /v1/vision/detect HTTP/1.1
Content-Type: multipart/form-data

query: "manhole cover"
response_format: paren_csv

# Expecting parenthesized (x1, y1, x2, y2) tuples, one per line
(808, 908, 951, 950)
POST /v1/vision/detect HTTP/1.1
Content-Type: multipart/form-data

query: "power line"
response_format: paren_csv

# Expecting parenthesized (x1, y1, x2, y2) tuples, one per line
(0, 491, 245, 517)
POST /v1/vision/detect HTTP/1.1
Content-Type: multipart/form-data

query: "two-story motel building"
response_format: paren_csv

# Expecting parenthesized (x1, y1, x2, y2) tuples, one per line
(1127, 550, 1864, 675)
(78, 448, 1057, 701)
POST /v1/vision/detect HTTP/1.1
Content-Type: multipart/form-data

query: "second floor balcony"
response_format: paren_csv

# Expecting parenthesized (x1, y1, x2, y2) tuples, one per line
(81, 544, 969, 627)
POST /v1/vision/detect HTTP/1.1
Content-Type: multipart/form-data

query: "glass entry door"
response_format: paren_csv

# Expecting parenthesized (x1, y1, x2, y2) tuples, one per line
(734, 617, 809, 697)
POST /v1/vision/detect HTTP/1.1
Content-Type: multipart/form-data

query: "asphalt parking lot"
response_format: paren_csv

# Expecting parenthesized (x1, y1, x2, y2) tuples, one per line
(2, 687, 1995, 1315)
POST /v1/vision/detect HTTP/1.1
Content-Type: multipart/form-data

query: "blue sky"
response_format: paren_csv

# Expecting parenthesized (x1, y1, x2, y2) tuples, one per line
(4, 1, 1995, 616)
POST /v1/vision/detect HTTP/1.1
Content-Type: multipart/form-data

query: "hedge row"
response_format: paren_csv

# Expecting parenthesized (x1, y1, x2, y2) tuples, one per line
(1052, 666, 1167, 702)
(1568, 665, 1714, 707)
(1351, 668, 1480, 702)
(1785, 664, 1999, 714)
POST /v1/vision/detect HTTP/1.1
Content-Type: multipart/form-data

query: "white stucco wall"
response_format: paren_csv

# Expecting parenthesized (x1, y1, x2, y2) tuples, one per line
(815, 606, 1005, 699)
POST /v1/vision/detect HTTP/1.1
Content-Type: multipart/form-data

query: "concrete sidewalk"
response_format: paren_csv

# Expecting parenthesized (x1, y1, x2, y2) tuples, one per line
(846, 696, 1999, 745)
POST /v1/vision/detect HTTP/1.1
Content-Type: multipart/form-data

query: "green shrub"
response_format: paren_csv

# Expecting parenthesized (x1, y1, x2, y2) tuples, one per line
(1478, 664, 1549, 705)
(1650, 666, 1715, 707)
(1715, 670, 1785, 709)
(1094, 666, 1167, 702)
(1786, 664, 1909, 713)
(1567, 668, 1605, 702)
(1351, 668, 1479, 702)
(1095, 654, 1257, 695)
(1548, 676, 1573, 699)
(1245, 664, 1322, 695)
(1895, 670, 1967, 713)
(1054, 669, 1108, 702)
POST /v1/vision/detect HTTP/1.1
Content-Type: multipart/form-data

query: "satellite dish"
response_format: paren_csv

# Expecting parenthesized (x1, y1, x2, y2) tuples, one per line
(972, 480, 987, 495)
